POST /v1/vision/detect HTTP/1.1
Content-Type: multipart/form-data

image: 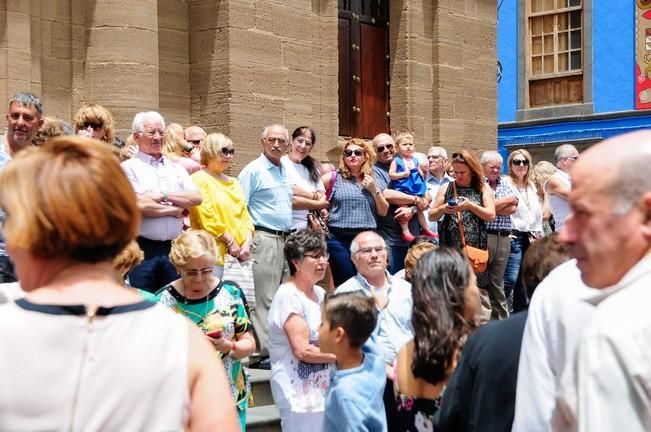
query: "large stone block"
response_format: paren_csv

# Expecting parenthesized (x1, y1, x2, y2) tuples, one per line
(159, 28, 189, 64)
(86, 0, 158, 31)
(86, 27, 159, 65)
(229, 0, 256, 29)
(230, 27, 282, 66)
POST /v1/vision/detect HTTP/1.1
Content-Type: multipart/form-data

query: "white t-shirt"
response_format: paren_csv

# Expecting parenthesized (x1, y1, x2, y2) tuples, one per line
(282, 156, 325, 230)
(268, 283, 333, 430)
(505, 178, 544, 233)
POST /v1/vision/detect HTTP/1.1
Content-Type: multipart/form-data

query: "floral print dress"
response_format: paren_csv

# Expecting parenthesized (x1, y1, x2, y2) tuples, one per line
(141, 281, 252, 412)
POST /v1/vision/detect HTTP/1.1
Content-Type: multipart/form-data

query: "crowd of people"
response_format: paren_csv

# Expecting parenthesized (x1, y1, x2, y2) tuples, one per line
(1, 91, 651, 432)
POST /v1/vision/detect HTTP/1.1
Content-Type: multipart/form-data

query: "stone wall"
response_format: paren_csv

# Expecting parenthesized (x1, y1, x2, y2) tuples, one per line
(0, 0, 496, 168)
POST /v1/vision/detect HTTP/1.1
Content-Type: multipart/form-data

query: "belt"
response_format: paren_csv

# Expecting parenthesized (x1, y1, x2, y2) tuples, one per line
(487, 229, 513, 236)
(254, 225, 294, 237)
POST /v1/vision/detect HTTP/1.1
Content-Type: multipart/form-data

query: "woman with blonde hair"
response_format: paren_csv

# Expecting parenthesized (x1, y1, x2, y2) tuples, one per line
(190, 132, 254, 278)
(503, 149, 543, 312)
(531, 160, 556, 234)
(73, 103, 116, 145)
(321, 138, 389, 286)
(0, 136, 238, 431)
(142, 229, 256, 431)
(163, 123, 201, 174)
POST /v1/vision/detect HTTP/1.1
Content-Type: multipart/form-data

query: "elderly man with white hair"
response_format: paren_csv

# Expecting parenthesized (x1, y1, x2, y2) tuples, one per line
(480, 150, 518, 321)
(425, 146, 453, 234)
(335, 230, 412, 431)
(121, 111, 202, 292)
(545, 144, 579, 231)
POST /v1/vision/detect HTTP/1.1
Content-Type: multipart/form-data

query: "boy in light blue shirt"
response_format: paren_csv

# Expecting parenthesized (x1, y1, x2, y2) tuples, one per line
(319, 291, 388, 432)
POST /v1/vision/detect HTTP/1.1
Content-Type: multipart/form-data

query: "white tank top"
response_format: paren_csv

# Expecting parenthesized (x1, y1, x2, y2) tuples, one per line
(0, 299, 190, 431)
(545, 170, 572, 230)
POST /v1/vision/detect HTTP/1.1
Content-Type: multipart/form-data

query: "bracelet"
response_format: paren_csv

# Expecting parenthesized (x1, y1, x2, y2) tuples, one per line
(230, 340, 237, 355)
(413, 196, 418, 205)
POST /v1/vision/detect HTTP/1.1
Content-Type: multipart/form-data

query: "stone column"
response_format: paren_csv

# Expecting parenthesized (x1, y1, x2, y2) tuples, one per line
(84, 0, 159, 136)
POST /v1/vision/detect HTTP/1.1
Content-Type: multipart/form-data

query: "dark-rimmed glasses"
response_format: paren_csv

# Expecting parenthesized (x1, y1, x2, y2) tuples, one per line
(376, 143, 394, 153)
(344, 149, 364, 158)
(221, 147, 235, 156)
(511, 159, 529, 167)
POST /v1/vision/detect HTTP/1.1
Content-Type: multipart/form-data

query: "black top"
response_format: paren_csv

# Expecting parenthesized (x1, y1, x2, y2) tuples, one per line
(435, 311, 528, 432)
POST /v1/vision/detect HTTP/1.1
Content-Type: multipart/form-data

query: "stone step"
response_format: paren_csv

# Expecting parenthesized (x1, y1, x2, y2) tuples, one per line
(246, 405, 281, 432)
(248, 368, 274, 407)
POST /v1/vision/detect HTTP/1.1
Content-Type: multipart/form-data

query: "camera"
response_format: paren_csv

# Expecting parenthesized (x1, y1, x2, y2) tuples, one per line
(447, 198, 457, 206)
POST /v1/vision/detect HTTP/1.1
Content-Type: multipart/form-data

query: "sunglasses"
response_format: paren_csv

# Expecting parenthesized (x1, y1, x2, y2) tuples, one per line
(451, 152, 466, 162)
(221, 147, 235, 156)
(188, 139, 202, 146)
(82, 121, 103, 130)
(344, 149, 364, 158)
(511, 159, 530, 166)
(376, 143, 394, 153)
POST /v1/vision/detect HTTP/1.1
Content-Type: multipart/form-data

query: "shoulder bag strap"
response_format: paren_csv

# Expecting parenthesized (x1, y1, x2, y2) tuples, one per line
(452, 181, 468, 248)
(326, 169, 337, 200)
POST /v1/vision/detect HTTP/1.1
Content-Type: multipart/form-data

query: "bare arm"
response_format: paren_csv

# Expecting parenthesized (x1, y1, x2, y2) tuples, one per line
(389, 160, 409, 181)
(429, 183, 450, 221)
(165, 190, 202, 209)
(137, 194, 184, 218)
(284, 314, 337, 364)
(546, 176, 571, 200)
(293, 195, 329, 210)
(495, 195, 518, 216)
(453, 186, 495, 221)
(186, 322, 240, 431)
(384, 188, 429, 209)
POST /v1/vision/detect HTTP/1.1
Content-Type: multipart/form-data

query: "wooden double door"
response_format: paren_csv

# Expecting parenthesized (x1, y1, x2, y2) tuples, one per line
(338, 0, 390, 139)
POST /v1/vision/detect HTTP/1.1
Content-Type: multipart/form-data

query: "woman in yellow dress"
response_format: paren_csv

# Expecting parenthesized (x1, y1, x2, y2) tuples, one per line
(189, 133, 254, 278)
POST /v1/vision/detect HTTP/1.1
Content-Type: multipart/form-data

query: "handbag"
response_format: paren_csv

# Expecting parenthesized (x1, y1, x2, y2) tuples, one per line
(453, 182, 489, 273)
(222, 254, 256, 308)
(307, 209, 329, 236)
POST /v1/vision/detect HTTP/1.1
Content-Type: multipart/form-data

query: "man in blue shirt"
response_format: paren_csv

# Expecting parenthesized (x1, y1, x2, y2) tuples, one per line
(425, 146, 453, 233)
(238, 124, 293, 366)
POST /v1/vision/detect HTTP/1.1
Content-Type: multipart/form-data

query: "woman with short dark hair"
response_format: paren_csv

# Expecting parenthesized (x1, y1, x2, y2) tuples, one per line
(268, 230, 336, 431)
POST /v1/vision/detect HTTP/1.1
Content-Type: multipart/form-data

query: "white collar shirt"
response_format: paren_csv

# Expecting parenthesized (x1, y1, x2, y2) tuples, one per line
(335, 271, 413, 364)
(121, 152, 197, 241)
(554, 254, 651, 432)
(512, 260, 598, 432)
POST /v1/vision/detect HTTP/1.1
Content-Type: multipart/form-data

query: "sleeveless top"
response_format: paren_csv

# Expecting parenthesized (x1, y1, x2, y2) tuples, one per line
(0, 299, 190, 431)
(393, 358, 442, 432)
(544, 170, 571, 231)
(391, 156, 428, 196)
(327, 172, 379, 231)
(439, 183, 487, 251)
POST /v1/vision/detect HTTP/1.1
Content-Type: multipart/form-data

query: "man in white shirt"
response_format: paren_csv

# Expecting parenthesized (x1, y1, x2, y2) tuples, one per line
(552, 131, 651, 432)
(545, 144, 579, 231)
(121, 111, 202, 292)
(335, 231, 412, 431)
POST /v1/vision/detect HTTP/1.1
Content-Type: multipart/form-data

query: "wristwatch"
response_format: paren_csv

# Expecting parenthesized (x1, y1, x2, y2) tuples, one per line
(411, 206, 418, 215)
(374, 190, 381, 197)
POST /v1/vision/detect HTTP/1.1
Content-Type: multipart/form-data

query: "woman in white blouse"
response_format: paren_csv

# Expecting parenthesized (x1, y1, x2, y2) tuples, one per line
(503, 149, 543, 313)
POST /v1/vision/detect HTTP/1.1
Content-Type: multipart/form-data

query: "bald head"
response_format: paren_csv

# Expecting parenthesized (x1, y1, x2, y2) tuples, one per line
(372, 133, 395, 164)
(350, 231, 386, 254)
(577, 131, 651, 213)
(185, 125, 207, 148)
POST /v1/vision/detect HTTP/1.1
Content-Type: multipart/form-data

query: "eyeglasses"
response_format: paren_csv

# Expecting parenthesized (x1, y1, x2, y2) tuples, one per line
(511, 159, 530, 167)
(221, 147, 235, 156)
(81, 121, 103, 130)
(451, 152, 466, 162)
(344, 149, 364, 158)
(142, 130, 165, 138)
(303, 252, 329, 260)
(295, 137, 313, 146)
(265, 137, 287, 145)
(183, 268, 213, 278)
(355, 246, 387, 256)
(564, 156, 579, 161)
(376, 143, 394, 153)
(188, 139, 202, 146)
(427, 155, 444, 161)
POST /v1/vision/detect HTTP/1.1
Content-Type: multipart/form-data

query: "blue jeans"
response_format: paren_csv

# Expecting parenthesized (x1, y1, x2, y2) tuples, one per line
(503, 232, 530, 313)
(327, 229, 359, 287)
